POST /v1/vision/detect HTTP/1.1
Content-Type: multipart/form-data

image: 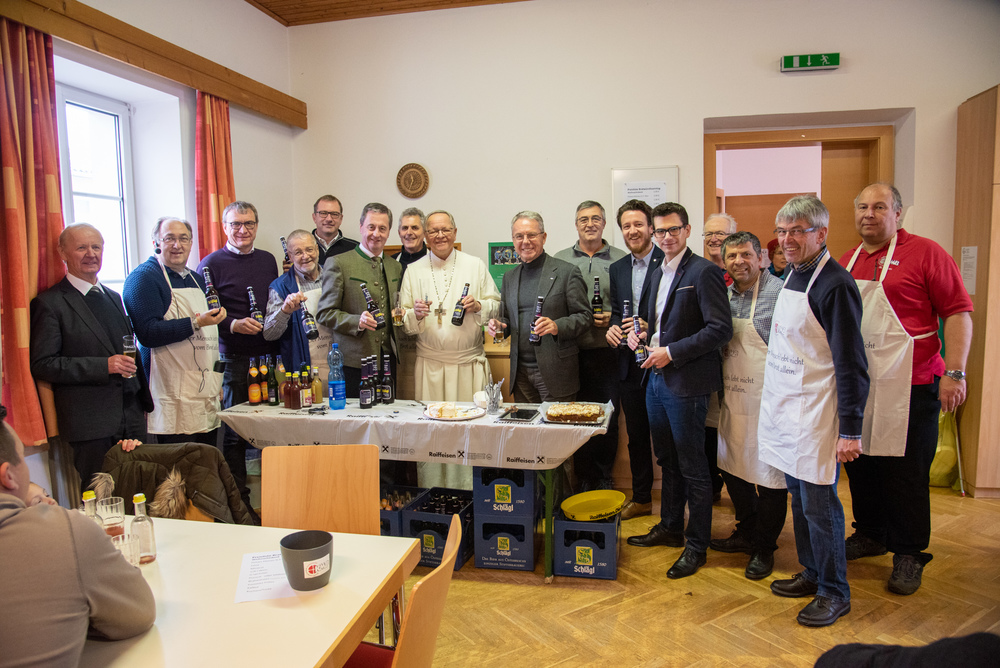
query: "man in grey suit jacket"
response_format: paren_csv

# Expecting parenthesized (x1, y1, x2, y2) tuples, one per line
(488, 211, 590, 402)
(30, 224, 153, 487)
(317, 202, 402, 394)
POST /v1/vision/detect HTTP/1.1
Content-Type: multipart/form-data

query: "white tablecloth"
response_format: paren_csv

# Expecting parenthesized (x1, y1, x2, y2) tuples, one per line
(220, 400, 611, 471)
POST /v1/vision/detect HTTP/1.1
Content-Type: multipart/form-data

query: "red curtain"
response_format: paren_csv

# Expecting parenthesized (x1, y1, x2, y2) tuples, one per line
(195, 91, 235, 259)
(0, 18, 65, 446)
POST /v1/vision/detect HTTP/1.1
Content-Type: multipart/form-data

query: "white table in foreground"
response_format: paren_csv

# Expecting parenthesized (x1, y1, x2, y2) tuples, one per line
(80, 518, 419, 668)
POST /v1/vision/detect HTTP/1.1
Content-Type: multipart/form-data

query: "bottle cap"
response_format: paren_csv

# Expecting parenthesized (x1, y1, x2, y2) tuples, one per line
(133, 493, 146, 503)
(82, 490, 96, 501)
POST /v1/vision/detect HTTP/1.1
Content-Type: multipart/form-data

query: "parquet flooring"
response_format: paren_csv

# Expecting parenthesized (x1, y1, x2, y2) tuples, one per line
(399, 480, 1000, 666)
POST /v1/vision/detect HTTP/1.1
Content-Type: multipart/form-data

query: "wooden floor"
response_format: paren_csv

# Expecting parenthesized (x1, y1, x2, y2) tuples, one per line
(400, 480, 1000, 667)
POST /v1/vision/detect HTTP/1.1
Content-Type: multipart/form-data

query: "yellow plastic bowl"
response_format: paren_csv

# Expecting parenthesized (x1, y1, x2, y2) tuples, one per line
(560, 490, 627, 521)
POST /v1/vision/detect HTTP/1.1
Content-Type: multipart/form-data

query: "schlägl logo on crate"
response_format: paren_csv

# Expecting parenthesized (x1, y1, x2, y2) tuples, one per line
(497, 536, 510, 552)
(576, 545, 593, 566)
(494, 484, 511, 504)
(422, 534, 436, 552)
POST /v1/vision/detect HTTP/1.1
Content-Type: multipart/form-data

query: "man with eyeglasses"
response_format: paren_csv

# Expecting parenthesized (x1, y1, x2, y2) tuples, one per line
(606, 199, 664, 520)
(392, 207, 428, 279)
(197, 201, 279, 523)
(758, 195, 869, 627)
(553, 201, 626, 493)
(399, 210, 500, 487)
(311, 195, 358, 267)
(487, 211, 590, 404)
(837, 183, 972, 596)
(703, 213, 737, 286)
(624, 202, 732, 581)
(124, 217, 226, 446)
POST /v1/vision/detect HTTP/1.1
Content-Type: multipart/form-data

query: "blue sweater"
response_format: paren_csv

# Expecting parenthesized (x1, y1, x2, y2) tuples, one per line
(123, 256, 206, 378)
(197, 248, 279, 356)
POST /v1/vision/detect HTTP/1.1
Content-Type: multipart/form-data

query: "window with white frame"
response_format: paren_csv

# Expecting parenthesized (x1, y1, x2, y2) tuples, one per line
(56, 85, 138, 295)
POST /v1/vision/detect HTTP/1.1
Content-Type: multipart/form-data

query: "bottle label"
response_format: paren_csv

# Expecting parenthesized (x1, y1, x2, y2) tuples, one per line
(360, 388, 373, 406)
(207, 294, 221, 310)
(248, 384, 262, 403)
(329, 381, 346, 401)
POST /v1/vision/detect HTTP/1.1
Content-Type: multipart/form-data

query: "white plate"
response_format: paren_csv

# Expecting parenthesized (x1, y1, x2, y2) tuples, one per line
(423, 406, 487, 421)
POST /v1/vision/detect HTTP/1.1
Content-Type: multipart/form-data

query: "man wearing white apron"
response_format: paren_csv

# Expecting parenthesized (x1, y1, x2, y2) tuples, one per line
(123, 218, 225, 444)
(712, 232, 787, 581)
(839, 183, 973, 595)
(758, 196, 869, 628)
(264, 230, 334, 389)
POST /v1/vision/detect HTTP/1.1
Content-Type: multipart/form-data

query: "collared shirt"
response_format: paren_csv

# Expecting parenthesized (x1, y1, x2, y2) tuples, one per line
(792, 244, 828, 274)
(649, 248, 686, 349)
(553, 239, 626, 349)
(225, 241, 254, 256)
(65, 272, 103, 296)
(728, 270, 783, 345)
(264, 265, 323, 340)
(357, 244, 383, 260)
(313, 230, 342, 254)
(631, 245, 655, 305)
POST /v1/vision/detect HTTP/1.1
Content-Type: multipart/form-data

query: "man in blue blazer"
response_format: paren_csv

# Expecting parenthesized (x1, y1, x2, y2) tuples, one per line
(625, 203, 733, 580)
(605, 200, 664, 520)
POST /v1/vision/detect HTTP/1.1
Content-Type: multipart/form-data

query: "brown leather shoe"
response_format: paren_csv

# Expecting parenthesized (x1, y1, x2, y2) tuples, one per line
(620, 500, 652, 520)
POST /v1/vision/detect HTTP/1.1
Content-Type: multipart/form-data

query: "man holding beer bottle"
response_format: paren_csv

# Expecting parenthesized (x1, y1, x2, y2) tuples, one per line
(197, 201, 279, 523)
(124, 217, 227, 446)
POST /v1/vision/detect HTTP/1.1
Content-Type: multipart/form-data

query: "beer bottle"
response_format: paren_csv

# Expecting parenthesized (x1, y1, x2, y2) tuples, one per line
(258, 356, 269, 403)
(620, 300, 632, 348)
(591, 277, 603, 315)
(311, 365, 323, 403)
(248, 357, 262, 405)
(633, 315, 649, 365)
(528, 296, 544, 346)
(360, 357, 375, 409)
(380, 352, 394, 405)
(202, 268, 222, 311)
(288, 371, 301, 409)
(359, 283, 386, 330)
(247, 287, 264, 325)
(266, 355, 280, 406)
(280, 235, 290, 265)
(301, 301, 320, 341)
(451, 283, 471, 326)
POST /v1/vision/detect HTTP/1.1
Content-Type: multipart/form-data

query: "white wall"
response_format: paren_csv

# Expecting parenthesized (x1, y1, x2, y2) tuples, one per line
(286, 0, 1000, 259)
(717, 147, 822, 199)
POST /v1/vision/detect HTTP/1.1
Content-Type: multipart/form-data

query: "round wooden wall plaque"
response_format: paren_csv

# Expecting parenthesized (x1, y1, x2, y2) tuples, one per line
(396, 163, 429, 199)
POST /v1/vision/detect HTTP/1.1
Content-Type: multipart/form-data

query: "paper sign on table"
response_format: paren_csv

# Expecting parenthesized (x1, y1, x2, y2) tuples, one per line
(235, 551, 296, 602)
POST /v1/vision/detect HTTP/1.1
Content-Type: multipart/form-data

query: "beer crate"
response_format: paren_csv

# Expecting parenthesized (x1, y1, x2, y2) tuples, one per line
(379, 485, 426, 536)
(401, 487, 474, 570)
(472, 466, 540, 519)
(552, 512, 620, 580)
(473, 514, 540, 571)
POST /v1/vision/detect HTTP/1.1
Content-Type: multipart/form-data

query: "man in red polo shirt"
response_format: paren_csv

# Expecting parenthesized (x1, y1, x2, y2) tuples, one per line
(838, 182, 973, 595)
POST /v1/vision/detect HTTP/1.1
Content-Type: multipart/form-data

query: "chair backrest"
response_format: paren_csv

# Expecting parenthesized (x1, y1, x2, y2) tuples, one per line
(261, 444, 380, 535)
(391, 513, 462, 668)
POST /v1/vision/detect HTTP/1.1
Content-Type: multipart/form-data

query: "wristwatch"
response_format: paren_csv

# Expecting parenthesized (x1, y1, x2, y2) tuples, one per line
(944, 370, 966, 381)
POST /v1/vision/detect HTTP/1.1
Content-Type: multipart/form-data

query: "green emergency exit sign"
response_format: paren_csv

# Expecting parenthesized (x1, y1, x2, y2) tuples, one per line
(781, 53, 840, 72)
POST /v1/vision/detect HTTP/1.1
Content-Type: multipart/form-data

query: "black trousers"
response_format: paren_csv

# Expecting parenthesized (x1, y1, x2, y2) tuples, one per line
(155, 430, 220, 447)
(844, 381, 941, 556)
(572, 348, 621, 490)
(619, 370, 653, 504)
(71, 389, 147, 489)
(221, 354, 259, 523)
(719, 470, 788, 552)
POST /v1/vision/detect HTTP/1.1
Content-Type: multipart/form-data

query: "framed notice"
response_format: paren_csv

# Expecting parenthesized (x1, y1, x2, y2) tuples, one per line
(611, 166, 680, 248)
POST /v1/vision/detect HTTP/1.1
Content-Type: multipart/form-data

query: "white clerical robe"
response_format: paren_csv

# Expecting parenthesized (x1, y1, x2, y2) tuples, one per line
(400, 249, 501, 487)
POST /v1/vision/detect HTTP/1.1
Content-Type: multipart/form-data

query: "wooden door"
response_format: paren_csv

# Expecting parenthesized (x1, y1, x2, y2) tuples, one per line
(724, 192, 816, 249)
(821, 141, 880, 259)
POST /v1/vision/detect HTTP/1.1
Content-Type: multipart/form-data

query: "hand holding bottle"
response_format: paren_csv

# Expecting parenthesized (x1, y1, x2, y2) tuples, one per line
(280, 291, 307, 314)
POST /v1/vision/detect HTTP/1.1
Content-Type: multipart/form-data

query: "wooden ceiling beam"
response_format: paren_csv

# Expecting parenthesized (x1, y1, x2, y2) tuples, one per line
(246, 0, 531, 26)
(2, 0, 307, 129)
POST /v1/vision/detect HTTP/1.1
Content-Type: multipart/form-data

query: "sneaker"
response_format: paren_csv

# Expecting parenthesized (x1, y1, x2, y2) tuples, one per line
(888, 554, 924, 595)
(844, 531, 887, 560)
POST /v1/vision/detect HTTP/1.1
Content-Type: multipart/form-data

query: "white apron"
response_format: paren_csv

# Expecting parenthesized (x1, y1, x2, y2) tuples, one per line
(845, 233, 932, 456)
(758, 253, 840, 485)
(718, 279, 786, 489)
(303, 286, 334, 396)
(148, 260, 223, 434)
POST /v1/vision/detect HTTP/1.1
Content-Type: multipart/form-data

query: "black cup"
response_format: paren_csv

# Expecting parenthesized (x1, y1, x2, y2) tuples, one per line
(279, 530, 333, 591)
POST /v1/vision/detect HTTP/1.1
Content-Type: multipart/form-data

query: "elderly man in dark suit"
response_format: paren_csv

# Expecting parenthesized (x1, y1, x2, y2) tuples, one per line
(487, 211, 590, 402)
(605, 199, 664, 520)
(626, 202, 733, 580)
(30, 223, 153, 487)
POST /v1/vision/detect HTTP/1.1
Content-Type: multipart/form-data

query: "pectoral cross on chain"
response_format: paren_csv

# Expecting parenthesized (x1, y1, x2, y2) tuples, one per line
(434, 304, 445, 324)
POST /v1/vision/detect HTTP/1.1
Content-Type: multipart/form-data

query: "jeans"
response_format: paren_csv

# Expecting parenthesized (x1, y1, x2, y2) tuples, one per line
(645, 373, 712, 553)
(844, 381, 940, 557)
(786, 469, 850, 602)
(573, 348, 621, 490)
(720, 470, 788, 553)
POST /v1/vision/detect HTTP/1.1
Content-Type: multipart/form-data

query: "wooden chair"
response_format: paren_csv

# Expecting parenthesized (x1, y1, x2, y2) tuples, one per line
(344, 513, 462, 668)
(261, 444, 380, 535)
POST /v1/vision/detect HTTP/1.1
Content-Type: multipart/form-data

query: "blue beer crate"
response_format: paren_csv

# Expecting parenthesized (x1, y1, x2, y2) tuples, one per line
(473, 514, 540, 571)
(552, 512, 620, 580)
(472, 466, 540, 519)
(379, 485, 426, 536)
(401, 487, 474, 570)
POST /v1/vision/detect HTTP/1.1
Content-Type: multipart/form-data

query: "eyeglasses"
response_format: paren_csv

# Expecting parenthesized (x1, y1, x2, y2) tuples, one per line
(702, 231, 729, 239)
(513, 233, 542, 242)
(773, 226, 818, 239)
(159, 235, 192, 245)
(652, 225, 686, 239)
(226, 221, 258, 231)
(576, 215, 604, 225)
(426, 228, 455, 237)
(315, 211, 342, 220)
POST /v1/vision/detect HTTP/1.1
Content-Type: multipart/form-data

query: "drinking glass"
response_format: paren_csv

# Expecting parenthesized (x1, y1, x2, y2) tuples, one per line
(122, 335, 137, 379)
(493, 318, 509, 346)
(392, 292, 404, 327)
(97, 497, 125, 538)
(112, 533, 141, 567)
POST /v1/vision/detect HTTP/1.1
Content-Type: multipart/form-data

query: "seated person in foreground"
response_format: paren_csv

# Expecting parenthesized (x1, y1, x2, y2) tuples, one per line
(0, 404, 155, 666)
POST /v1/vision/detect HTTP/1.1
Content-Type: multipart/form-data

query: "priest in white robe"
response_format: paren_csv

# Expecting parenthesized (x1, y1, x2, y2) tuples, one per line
(400, 210, 501, 487)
